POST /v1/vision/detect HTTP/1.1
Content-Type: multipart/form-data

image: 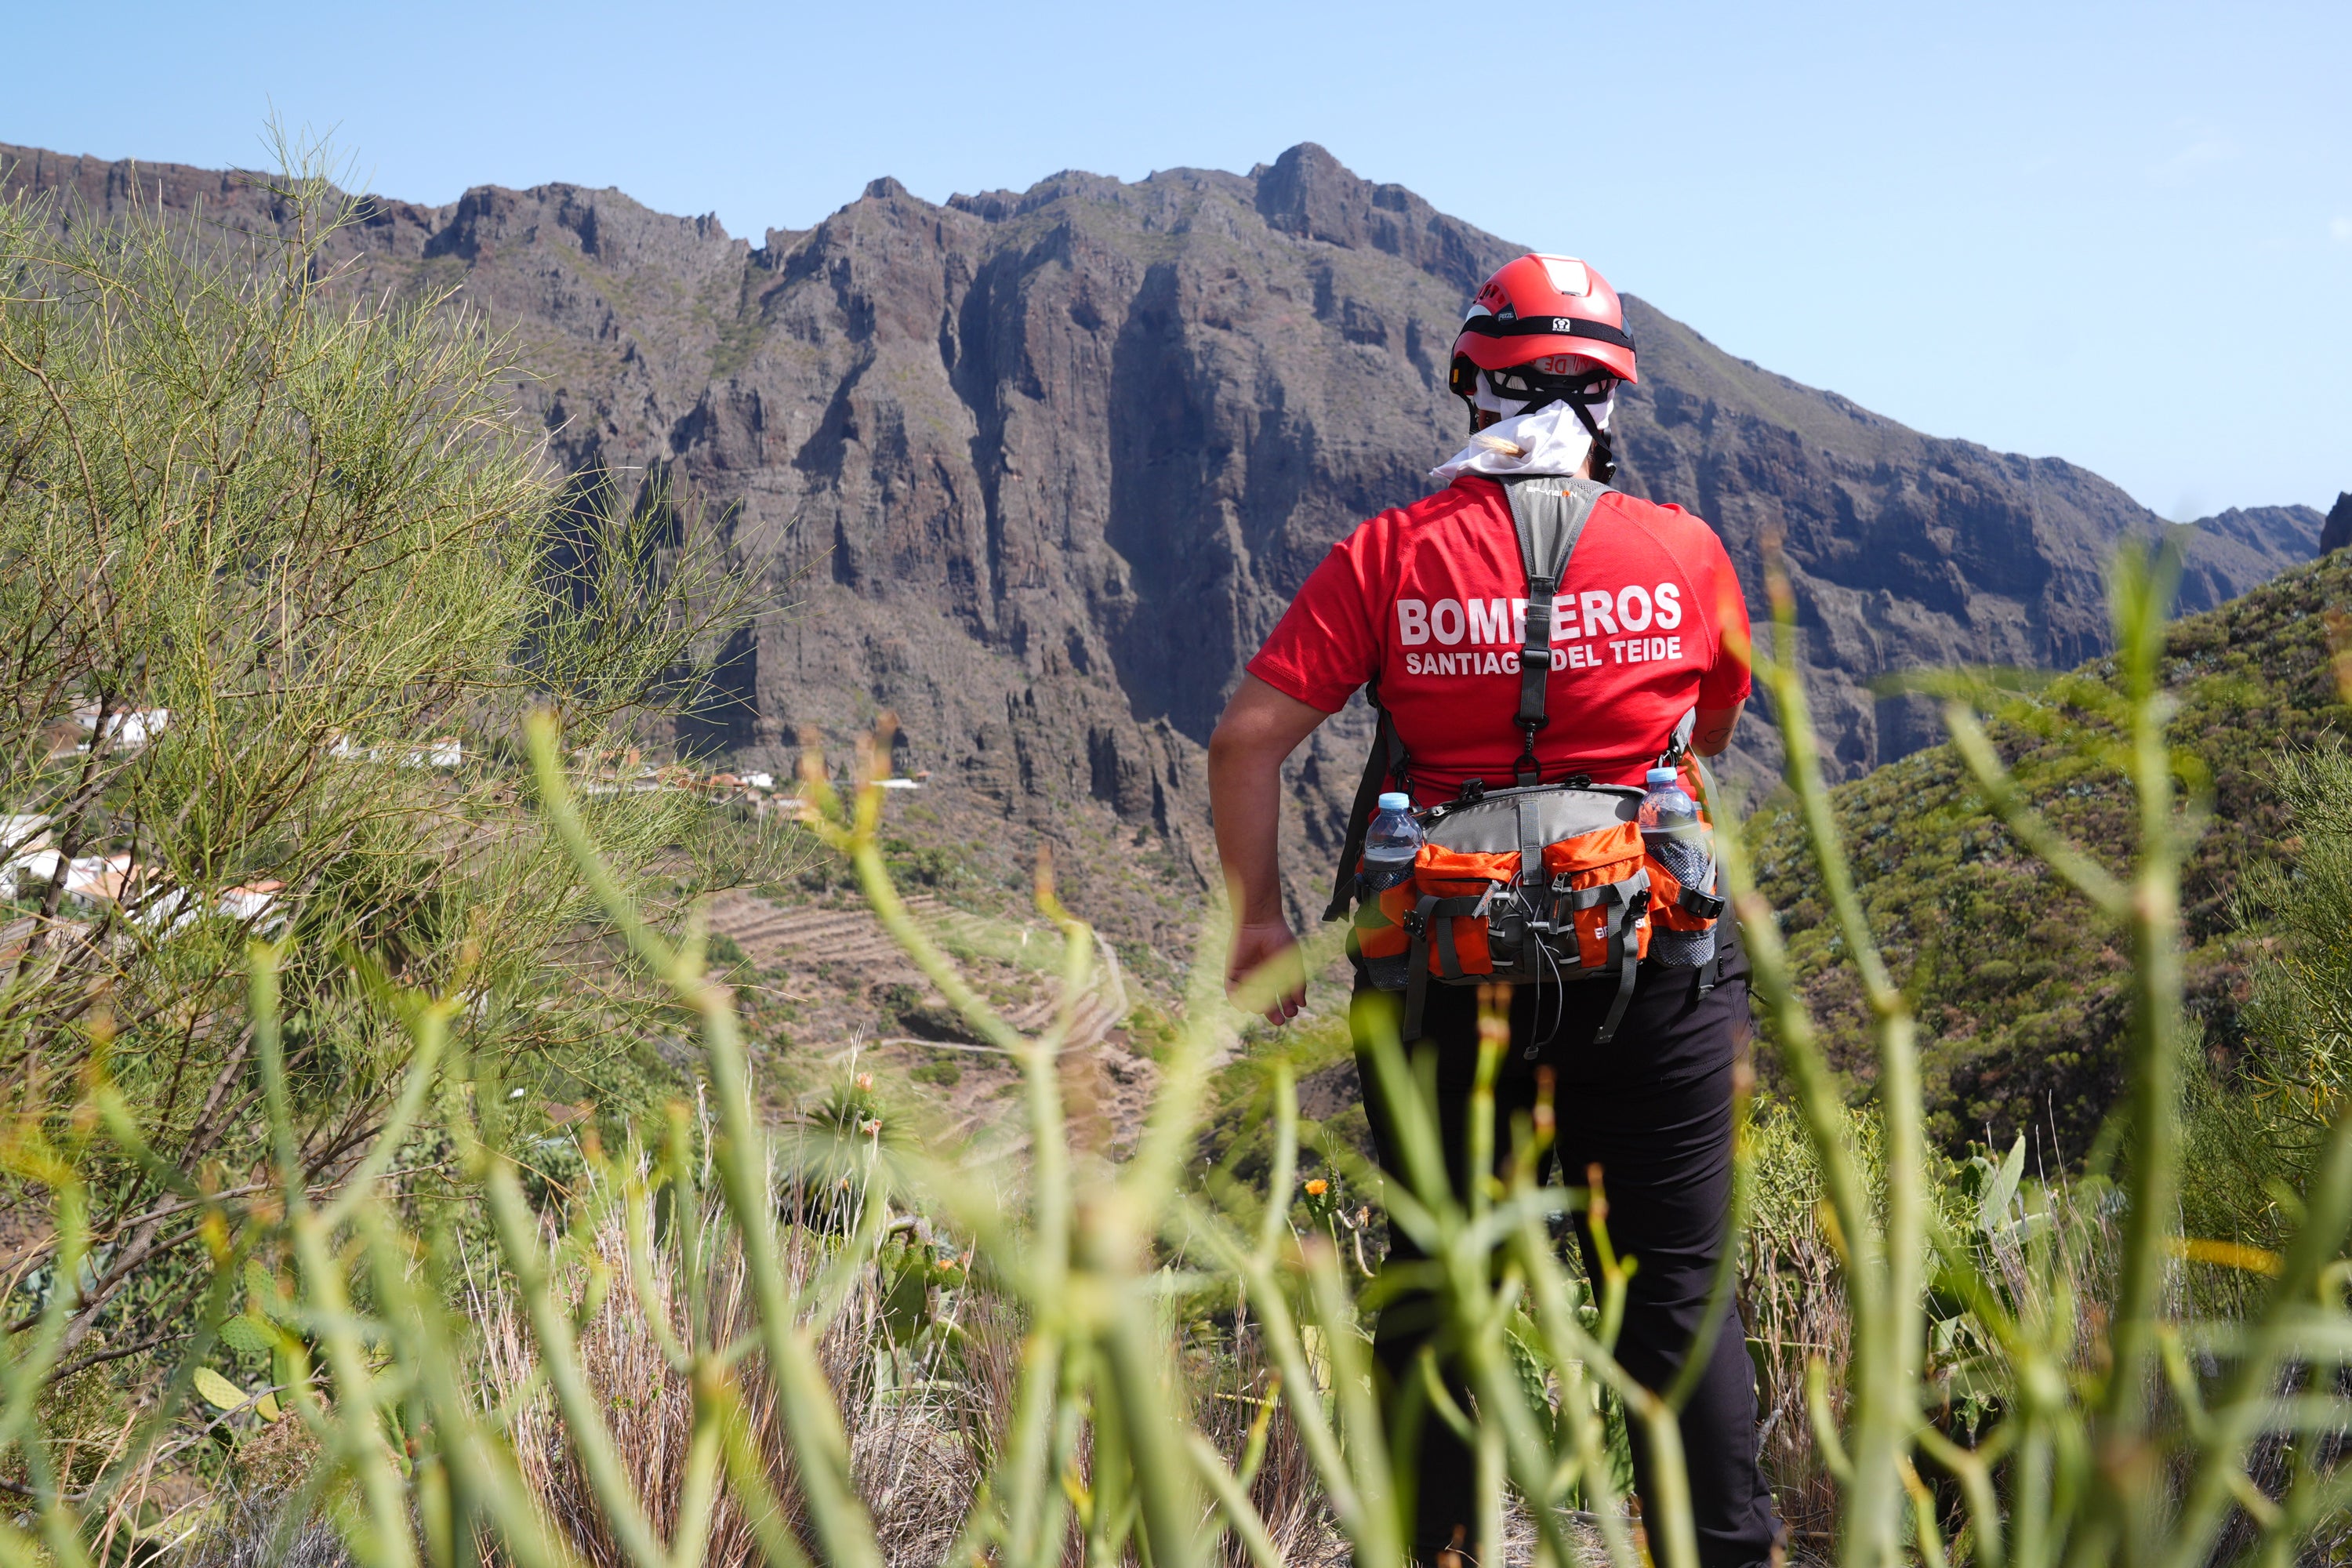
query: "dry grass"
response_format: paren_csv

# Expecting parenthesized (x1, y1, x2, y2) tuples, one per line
(1744, 1202, 1853, 1549)
(450, 1150, 1366, 1568)
(470, 1168, 1001, 1568)
(79, 1110, 2210, 1568)
(183, 1490, 361, 1568)
(1192, 1319, 1345, 1568)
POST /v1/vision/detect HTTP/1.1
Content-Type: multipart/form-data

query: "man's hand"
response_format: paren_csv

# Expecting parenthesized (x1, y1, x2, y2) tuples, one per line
(1208, 674, 1331, 1028)
(1229, 917, 1307, 1025)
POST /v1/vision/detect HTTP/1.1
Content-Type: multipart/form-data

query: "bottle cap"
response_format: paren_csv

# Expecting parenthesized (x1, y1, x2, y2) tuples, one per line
(1646, 767, 1680, 788)
(1377, 791, 1413, 811)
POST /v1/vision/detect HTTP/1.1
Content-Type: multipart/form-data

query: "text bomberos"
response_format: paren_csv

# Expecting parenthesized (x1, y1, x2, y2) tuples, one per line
(1395, 585, 1687, 677)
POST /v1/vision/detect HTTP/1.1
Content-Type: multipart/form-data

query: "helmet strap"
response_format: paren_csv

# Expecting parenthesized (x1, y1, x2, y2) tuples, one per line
(1561, 393, 1618, 483)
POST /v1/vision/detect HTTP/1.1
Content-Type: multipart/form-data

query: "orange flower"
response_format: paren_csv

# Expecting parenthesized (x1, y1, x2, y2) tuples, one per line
(1304, 1179, 1328, 1197)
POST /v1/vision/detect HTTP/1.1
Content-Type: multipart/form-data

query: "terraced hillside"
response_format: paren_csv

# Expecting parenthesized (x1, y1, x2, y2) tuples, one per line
(708, 883, 1160, 1152)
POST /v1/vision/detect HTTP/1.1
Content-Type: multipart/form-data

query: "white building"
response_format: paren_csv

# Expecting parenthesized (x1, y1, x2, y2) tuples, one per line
(2, 849, 137, 907)
(402, 737, 463, 768)
(74, 706, 170, 750)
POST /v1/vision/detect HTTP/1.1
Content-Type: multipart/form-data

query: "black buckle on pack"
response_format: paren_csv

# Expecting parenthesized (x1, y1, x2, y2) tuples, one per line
(1457, 779, 1486, 804)
(1399, 907, 1428, 938)
(1526, 890, 1560, 933)
(1679, 886, 1727, 921)
(1512, 723, 1545, 786)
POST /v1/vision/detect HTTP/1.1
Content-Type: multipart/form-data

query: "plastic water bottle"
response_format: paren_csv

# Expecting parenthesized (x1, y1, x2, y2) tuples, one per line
(1639, 767, 1716, 967)
(1361, 791, 1423, 892)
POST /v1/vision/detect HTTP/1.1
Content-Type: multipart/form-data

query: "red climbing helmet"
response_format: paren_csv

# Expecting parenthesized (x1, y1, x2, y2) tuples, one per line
(1447, 254, 1639, 397)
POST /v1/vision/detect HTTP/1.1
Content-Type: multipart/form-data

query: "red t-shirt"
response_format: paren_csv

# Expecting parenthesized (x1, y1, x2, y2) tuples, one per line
(1247, 476, 1751, 803)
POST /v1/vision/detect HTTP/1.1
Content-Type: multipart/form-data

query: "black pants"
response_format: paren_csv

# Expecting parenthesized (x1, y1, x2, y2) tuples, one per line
(1351, 940, 1782, 1568)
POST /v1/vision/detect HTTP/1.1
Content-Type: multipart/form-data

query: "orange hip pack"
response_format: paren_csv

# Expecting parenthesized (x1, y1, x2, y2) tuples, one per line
(1348, 782, 1654, 1046)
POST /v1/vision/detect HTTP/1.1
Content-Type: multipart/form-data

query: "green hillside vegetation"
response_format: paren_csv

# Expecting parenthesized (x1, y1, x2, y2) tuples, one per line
(1748, 543, 2351, 1168)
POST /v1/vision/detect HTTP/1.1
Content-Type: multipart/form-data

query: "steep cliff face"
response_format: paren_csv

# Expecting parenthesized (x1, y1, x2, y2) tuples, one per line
(5, 141, 2321, 941)
(2321, 492, 2352, 556)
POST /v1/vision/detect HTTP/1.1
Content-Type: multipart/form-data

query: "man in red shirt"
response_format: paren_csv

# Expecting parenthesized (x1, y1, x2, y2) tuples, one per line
(1208, 255, 1780, 1566)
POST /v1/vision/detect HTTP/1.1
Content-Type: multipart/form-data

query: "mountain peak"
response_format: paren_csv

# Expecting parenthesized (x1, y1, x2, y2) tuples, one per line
(1250, 142, 1506, 296)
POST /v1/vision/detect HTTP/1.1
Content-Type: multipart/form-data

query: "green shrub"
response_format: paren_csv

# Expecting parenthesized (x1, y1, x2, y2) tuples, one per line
(0, 137, 750, 1388)
(2234, 746, 2352, 1163)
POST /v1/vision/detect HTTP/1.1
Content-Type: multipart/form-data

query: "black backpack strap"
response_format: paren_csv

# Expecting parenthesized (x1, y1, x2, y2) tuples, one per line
(1690, 752, 1723, 998)
(1501, 477, 1611, 786)
(1515, 793, 1547, 906)
(1403, 894, 1439, 1040)
(1595, 905, 1641, 1044)
(1661, 705, 1697, 768)
(1399, 890, 1494, 1042)
(1323, 683, 1409, 923)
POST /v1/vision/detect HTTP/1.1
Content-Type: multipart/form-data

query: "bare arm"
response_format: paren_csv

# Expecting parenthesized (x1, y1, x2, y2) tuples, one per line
(1693, 699, 1745, 757)
(1207, 673, 1330, 1023)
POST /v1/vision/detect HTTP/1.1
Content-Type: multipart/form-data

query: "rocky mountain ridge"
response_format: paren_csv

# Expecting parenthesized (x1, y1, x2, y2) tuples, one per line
(2, 140, 2325, 945)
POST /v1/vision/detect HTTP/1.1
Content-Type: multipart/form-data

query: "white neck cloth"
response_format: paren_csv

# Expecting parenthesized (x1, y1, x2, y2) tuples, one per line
(1429, 400, 1610, 486)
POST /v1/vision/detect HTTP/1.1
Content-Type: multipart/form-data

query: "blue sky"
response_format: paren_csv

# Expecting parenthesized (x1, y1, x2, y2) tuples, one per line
(9, 1, 2347, 517)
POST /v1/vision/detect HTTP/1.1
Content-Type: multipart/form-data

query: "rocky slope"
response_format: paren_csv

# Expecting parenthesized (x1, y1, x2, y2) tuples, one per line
(1749, 546, 2352, 1160)
(3, 141, 2324, 946)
